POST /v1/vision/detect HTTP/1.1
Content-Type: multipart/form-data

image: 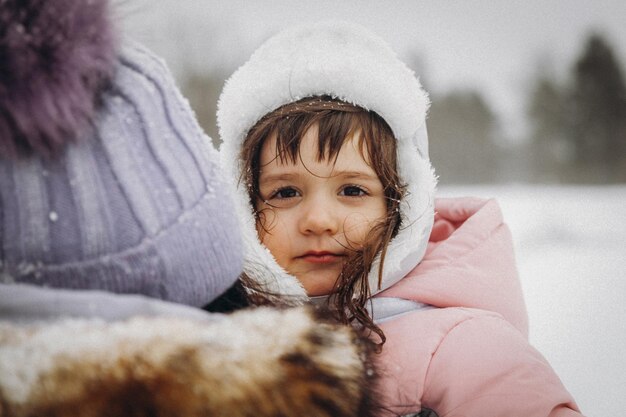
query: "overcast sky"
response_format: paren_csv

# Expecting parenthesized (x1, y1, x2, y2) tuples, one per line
(122, 0, 626, 139)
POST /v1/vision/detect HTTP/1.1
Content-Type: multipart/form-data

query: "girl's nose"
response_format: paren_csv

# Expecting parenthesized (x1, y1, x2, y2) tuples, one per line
(298, 197, 339, 236)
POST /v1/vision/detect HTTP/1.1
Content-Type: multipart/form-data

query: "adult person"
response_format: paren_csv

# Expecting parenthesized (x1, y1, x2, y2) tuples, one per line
(0, 2, 377, 416)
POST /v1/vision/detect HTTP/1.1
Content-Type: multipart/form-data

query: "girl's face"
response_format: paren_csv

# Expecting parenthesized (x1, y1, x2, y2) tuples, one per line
(255, 124, 387, 296)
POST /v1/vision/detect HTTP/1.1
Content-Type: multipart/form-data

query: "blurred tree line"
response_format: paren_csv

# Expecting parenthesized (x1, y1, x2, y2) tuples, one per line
(526, 34, 626, 183)
(180, 33, 626, 184)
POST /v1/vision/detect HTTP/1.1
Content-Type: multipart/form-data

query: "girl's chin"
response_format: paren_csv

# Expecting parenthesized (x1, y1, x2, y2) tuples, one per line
(294, 271, 341, 297)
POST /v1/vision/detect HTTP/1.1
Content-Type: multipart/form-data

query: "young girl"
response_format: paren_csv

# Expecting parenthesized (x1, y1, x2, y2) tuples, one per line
(218, 21, 583, 416)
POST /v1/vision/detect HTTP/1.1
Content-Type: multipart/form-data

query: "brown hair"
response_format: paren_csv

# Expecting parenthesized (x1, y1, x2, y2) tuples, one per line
(239, 95, 406, 345)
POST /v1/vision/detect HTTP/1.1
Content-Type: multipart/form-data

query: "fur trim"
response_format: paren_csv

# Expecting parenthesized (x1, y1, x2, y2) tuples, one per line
(218, 21, 437, 298)
(0, 307, 380, 417)
(0, 0, 116, 158)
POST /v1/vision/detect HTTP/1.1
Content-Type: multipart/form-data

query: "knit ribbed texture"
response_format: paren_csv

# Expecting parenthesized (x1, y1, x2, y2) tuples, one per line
(0, 42, 242, 307)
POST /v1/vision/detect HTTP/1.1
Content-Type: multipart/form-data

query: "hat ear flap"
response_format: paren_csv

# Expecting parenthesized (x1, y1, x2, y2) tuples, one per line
(0, 0, 116, 158)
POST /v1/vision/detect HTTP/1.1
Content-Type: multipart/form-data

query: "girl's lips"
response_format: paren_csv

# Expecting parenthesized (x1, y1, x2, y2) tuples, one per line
(298, 251, 345, 264)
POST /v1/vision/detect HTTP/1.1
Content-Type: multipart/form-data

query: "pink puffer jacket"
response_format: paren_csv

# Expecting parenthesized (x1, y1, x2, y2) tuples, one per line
(376, 197, 583, 416)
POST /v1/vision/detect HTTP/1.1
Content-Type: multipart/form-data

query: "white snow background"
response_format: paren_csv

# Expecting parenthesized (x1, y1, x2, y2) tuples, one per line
(439, 185, 626, 416)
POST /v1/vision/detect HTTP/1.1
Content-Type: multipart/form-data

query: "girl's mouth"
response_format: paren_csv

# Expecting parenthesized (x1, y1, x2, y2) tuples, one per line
(298, 251, 345, 264)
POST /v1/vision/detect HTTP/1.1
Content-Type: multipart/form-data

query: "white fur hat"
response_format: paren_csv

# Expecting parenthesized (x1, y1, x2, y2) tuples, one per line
(218, 21, 437, 301)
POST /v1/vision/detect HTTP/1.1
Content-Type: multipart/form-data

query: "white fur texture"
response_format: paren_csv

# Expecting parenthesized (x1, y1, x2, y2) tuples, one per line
(218, 21, 437, 298)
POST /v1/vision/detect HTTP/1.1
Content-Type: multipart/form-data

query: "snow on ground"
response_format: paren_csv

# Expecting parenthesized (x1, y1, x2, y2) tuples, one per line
(439, 185, 626, 417)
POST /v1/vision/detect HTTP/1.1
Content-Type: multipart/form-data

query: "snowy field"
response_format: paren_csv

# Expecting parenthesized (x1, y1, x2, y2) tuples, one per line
(438, 185, 626, 416)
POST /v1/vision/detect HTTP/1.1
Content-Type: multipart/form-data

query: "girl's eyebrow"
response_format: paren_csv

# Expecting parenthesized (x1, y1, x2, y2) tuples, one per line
(334, 170, 379, 180)
(259, 170, 379, 183)
(258, 172, 301, 183)
(324, 170, 381, 184)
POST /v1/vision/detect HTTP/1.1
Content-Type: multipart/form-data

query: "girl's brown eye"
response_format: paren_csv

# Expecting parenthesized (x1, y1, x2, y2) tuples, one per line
(263, 187, 301, 209)
(274, 187, 299, 199)
(341, 185, 367, 197)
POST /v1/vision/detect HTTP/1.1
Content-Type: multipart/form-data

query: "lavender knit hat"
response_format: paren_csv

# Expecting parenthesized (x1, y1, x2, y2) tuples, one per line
(0, 0, 242, 307)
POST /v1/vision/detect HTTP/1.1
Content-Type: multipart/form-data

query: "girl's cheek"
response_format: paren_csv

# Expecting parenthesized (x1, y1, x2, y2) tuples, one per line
(343, 213, 377, 244)
(256, 208, 278, 237)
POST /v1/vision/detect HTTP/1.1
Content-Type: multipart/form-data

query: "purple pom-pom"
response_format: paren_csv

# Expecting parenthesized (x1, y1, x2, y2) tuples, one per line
(0, 0, 116, 158)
